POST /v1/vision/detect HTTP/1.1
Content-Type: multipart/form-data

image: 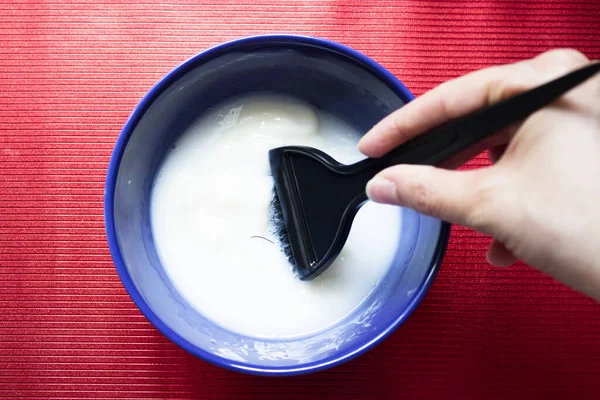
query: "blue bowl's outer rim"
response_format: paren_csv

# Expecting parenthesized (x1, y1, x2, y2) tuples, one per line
(104, 33, 451, 376)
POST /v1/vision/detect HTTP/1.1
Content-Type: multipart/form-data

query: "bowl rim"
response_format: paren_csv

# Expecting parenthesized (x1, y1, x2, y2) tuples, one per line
(104, 33, 451, 376)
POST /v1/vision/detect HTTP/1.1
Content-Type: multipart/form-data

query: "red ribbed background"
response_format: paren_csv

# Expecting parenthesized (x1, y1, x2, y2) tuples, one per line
(1, 1, 599, 398)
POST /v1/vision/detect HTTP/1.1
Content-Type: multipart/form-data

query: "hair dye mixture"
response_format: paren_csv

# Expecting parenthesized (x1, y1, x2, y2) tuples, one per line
(151, 94, 401, 338)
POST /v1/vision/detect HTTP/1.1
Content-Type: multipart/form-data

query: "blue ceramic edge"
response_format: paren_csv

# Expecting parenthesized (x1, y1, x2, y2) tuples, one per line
(104, 33, 451, 376)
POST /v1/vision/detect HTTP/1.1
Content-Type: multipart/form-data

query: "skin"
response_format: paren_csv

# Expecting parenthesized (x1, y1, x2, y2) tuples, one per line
(359, 49, 600, 301)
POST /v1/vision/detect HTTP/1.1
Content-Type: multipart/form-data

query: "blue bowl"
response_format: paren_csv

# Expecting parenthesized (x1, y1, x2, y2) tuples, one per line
(104, 34, 450, 375)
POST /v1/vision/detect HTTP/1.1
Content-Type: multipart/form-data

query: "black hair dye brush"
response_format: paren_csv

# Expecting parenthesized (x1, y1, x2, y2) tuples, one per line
(269, 62, 600, 280)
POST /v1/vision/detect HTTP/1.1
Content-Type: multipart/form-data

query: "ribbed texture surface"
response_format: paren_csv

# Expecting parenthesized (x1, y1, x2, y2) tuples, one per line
(1, 0, 599, 398)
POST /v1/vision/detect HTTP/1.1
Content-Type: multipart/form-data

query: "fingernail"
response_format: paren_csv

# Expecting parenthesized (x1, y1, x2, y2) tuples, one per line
(366, 177, 401, 204)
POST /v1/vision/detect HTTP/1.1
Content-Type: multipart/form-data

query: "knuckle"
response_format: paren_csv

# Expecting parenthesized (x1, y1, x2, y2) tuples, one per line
(463, 173, 508, 232)
(541, 48, 589, 70)
(488, 49, 589, 106)
(489, 76, 530, 104)
(409, 169, 440, 216)
(436, 82, 454, 119)
(487, 62, 539, 104)
(412, 181, 436, 215)
(390, 114, 407, 139)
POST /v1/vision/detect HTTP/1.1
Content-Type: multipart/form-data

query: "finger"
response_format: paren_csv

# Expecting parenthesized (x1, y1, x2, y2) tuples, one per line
(366, 164, 499, 230)
(359, 48, 590, 158)
(487, 239, 518, 267)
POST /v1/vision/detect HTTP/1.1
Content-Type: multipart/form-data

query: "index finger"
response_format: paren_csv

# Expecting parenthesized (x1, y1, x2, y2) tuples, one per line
(358, 49, 590, 158)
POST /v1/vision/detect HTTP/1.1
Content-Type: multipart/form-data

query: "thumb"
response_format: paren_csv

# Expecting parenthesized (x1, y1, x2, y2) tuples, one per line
(366, 164, 500, 231)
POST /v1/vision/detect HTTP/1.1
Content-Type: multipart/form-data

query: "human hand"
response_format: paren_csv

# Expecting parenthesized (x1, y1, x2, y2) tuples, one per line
(359, 49, 600, 300)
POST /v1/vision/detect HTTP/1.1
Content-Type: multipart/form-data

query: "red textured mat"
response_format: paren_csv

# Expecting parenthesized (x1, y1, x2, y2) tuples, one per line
(1, 0, 600, 398)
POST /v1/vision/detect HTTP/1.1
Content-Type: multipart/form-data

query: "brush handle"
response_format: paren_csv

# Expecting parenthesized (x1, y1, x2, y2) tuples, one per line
(343, 61, 600, 185)
(268, 62, 599, 281)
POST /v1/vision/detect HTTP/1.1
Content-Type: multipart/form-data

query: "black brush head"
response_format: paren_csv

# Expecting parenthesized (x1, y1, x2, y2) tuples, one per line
(269, 188, 294, 265)
(269, 146, 375, 280)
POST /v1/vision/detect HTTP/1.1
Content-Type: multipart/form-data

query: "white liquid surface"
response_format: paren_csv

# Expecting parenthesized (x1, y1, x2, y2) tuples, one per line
(151, 94, 401, 339)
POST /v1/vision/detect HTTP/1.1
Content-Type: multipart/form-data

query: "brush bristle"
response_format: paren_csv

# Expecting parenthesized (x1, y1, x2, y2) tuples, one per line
(269, 188, 296, 268)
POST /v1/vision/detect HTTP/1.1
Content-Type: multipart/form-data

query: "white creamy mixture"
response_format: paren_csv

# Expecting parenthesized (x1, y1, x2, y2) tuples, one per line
(151, 94, 401, 338)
